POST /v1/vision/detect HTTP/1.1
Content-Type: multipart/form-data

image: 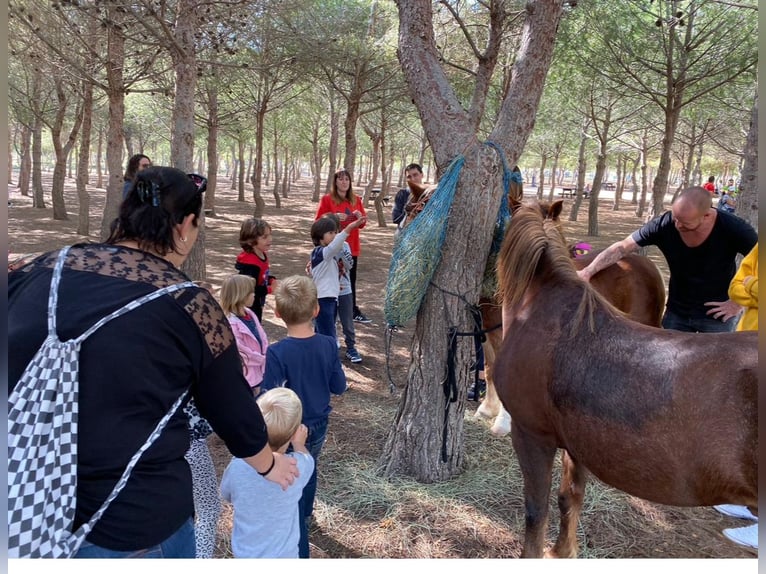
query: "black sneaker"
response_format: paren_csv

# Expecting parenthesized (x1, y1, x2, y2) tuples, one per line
(354, 312, 372, 324)
(467, 379, 486, 401)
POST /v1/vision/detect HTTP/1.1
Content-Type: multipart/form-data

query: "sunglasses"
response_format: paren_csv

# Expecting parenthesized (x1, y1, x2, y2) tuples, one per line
(187, 173, 208, 193)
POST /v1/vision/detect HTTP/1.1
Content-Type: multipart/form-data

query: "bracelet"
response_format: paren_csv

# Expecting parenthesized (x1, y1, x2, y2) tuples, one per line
(257, 453, 276, 477)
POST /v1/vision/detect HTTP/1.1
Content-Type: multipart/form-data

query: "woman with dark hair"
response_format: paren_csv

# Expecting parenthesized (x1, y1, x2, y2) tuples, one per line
(9, 166, 298, 558)
(315, 168, 370, 323)
(122, 154, 152, 198)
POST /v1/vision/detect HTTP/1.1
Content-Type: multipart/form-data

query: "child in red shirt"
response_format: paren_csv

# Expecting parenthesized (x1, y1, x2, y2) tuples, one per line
(236, 218, 276, 321)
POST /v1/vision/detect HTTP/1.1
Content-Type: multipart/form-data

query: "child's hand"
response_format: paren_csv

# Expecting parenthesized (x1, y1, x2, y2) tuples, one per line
(348, 214, 367, 229)
(291, 424, 309, 451)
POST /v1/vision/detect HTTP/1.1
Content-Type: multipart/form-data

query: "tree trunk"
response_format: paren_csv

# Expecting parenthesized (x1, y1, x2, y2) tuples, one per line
(204, 80, 219, 217)
(50, 77, 84, 221)
(536, 155, 547, 200)
(587, 137, 609, 237)
(100, 10, 127, 240)
(737, 94, 757, 232)
(326, 93, 339, 194)
(32, 113, 45, 209)
(567, 124, 588, 222)
(252, 105, 268, 215)
(76, 76, 94, 237)
(381, 0, 563, 481)
(18, 125, 31, 196)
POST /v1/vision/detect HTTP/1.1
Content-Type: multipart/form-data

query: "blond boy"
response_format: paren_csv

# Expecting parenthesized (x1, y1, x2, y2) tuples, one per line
(220, 388, 314, 558)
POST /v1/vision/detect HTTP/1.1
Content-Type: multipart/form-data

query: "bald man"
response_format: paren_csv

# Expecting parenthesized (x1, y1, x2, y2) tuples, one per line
(578, 186, 757, 333)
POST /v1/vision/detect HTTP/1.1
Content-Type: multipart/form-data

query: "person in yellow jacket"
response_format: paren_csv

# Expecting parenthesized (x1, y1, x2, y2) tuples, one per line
(729, 243, 758, 331)
(716, 242, 758, 550)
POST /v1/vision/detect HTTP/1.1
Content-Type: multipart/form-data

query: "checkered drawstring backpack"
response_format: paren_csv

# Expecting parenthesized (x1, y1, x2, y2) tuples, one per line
(8, 246, 196, 558)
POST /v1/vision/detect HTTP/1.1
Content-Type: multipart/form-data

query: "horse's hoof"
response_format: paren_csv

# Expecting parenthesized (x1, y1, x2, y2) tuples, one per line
(489, 419, 511, 437)
(489, 411, 511, 437)
(474, 401, 498, 420)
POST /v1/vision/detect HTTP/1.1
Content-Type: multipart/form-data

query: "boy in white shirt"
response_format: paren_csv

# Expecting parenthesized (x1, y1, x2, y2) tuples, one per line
(220, 388, 314, 558)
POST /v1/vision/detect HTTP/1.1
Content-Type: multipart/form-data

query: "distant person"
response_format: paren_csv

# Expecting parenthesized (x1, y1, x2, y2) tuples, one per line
(315, 168, 371, 324)
(235, 218, 276, 322)
(262, 275, 348, 558)
(220, 388, 314, 558)
(717, 189, 737, 214)
(122, 154, 152, 198)
(703, 175, 716, 195)
(578, 186, 757, 333)
(715, 242, 758, 549)
(392, 163, 423, 225)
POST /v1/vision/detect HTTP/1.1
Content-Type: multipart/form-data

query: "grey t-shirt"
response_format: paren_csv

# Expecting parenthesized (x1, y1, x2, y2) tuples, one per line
(220, 451, 314, 558)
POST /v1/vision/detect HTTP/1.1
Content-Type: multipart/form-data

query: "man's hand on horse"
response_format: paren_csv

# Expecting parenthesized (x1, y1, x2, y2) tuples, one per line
(704, 300, 743, 322)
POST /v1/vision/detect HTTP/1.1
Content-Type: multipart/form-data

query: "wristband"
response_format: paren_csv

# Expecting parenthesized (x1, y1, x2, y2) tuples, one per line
(257, 453, 276, 477)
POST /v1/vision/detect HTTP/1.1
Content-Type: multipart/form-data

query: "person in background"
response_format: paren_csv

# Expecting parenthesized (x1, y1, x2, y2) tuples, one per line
(715, 242, 758, 549)
(702, 175, 717, 195)
(315, 168, 371, 324)
(122, 154, 152, 199)
(220, 388, 314, 558)
(262, 275, 347, 558)
(717, 188, 737, 214)
(235, 218, 276, 322)
(9, 166, 298, 558)
(577, 186, 757, 333)
(392, 163, 423, 226)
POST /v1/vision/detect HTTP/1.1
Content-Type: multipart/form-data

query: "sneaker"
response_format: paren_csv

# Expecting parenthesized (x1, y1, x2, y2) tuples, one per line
(354, 312, 372, 324)
(467, 379, 486, 401)
(723, 523, 758, 549)
(345, 348, 363, 363)
(715, 505, 759, 521)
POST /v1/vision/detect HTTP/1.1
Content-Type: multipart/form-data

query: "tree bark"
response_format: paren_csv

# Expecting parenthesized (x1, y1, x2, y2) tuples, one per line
(736, 94, 757, 232)
(76, 75, 94, 236)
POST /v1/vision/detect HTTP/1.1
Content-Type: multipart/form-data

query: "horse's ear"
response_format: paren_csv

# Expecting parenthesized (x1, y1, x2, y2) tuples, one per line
(548, 199, 564, 220)
(509, 196, 522, 213)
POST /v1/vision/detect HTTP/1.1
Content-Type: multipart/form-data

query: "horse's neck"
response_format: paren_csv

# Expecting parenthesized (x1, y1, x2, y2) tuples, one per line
(501, 293, 535, 338)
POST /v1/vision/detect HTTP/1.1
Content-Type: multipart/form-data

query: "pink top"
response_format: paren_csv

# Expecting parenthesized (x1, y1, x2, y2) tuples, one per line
(227, 309, 269, 388)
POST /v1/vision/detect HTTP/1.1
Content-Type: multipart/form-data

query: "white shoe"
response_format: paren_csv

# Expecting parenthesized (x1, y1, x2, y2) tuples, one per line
(723, 523, 758, 549)
(715, 504, 758, 521)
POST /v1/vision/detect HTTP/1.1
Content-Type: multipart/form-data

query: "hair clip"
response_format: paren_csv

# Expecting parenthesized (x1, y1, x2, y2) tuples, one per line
(137, 180, 161, 207)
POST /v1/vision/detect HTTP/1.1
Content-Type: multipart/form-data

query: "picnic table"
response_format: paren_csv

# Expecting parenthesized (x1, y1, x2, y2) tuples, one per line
(602, 182, 616, 191)
(559, 187, 589, 198)
(370, 188, 389, 205)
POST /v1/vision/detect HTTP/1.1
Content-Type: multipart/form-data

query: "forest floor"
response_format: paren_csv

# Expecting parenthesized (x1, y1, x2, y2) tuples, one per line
(7, 173, 757, 560)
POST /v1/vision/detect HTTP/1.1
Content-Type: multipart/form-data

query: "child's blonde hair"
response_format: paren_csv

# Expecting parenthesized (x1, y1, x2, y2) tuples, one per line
(274, 275, 317, 325)
(256, 387, 303, 450)
(220, 275, 256, 315)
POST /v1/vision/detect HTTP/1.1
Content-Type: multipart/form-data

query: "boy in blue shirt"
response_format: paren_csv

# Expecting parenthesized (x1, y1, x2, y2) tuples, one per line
(262, 275, 347, 558)
(220, 388, 313, 558)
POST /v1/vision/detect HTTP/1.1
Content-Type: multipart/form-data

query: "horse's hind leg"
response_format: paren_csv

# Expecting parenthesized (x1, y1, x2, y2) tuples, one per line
(512, 425, 557, 558)
(549, 450, 587, 558)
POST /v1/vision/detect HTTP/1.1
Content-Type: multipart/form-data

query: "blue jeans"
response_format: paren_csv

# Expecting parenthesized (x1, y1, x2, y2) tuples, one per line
(297, 417, 329, 559)
(315, 297, 338, 341)
(337, 293, 356, 351)
(661, 308, 737, 333)
(74, 517, 195, 558)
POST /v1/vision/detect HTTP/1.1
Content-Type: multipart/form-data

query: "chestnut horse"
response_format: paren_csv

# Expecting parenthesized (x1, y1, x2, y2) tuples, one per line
(493, 204, 758, 557)
(476, 199, 666, 436)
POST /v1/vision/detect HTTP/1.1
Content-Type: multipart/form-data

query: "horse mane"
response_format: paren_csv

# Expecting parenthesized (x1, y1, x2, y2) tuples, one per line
(496, 203, 605, 333)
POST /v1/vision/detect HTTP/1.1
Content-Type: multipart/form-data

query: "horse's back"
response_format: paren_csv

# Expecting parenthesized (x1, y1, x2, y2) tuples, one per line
(574, 251, 665, 327)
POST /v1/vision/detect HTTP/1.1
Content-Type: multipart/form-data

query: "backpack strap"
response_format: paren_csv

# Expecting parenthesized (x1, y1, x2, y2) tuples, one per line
(46, 246, 71, 339)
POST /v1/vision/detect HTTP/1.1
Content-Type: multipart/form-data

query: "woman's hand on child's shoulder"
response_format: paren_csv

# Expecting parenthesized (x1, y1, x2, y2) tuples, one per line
(266, 452, 299, 490)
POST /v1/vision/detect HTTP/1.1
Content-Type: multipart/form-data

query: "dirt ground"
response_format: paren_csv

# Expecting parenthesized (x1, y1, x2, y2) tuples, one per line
(7, 173, 757, 560)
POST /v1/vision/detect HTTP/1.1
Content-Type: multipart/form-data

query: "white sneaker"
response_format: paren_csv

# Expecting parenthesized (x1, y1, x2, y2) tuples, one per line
(715, 504, 758, 521)
(723, 523, 758, 549)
